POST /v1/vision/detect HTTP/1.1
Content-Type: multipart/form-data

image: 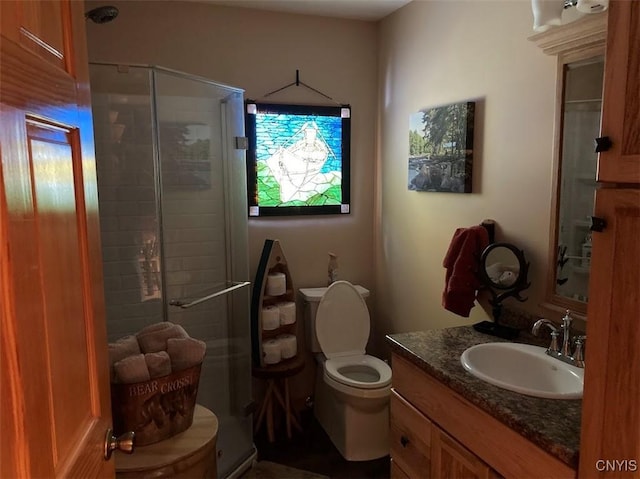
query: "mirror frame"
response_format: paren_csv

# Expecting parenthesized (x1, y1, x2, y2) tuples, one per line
(478, 242, 530, 303)
(529, 13, 607, 320)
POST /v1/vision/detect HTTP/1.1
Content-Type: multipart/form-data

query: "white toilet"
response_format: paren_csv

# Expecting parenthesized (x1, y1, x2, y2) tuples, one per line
(299, 281, 391, 461)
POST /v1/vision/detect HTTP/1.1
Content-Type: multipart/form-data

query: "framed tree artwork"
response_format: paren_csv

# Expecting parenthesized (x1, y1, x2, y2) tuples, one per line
(408, 101, 475, 193)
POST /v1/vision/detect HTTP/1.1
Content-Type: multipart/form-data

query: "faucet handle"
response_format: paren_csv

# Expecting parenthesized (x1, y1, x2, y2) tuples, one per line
(573, 335, 586, 367)
(549, 330, 561, 353)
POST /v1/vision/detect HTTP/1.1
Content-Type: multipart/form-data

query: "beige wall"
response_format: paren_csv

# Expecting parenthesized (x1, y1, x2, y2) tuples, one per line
(374, 0, 560, 353)
(86, 0, 377, 297)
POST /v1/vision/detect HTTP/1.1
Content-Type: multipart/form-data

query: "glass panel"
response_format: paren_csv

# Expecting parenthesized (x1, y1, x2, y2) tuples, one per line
(555, 57, 604, 303)
(91, 64, 254, 478)
(245, 102, 351, 216)
(90, 64, 163, 340)
(154, 70, 253, 478)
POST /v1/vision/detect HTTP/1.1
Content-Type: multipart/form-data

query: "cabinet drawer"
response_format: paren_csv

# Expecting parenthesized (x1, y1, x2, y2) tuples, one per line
(390, 389, 432, 478)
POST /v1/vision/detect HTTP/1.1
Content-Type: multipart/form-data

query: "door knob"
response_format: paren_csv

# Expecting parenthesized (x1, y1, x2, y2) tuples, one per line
(104, 429, 135, 460)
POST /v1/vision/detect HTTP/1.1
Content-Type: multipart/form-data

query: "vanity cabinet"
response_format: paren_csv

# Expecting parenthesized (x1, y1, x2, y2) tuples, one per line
(391, 390, 499, 479)
(390, 354, 576, 479)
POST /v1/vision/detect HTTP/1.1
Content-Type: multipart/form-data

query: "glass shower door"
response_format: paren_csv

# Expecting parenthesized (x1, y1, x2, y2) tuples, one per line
(153, 69, 254, 478)
(91, 63, 254, 478)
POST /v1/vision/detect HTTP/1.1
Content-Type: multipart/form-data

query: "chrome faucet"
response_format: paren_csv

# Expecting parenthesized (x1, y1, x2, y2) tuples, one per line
(532, 318, 560, 352)
(532, 310, 586, 368)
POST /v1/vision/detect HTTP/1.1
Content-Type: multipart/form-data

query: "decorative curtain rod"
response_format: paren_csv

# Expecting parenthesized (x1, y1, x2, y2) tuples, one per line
(258, 70, 341, 105)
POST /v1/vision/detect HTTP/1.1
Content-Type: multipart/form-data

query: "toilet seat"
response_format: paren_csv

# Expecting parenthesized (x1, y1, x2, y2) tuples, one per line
(324, 354, 392, 389)
(316, 281, 392, 390)
(316, 281, 370, 359)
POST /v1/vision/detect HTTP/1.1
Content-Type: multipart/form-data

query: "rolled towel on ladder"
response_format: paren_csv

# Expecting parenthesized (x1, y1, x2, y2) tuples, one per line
(167, 337, 207, 372)
(145, 351, 172, 378)
(136, 322, 189, 353)
(114, 354, 151, 384)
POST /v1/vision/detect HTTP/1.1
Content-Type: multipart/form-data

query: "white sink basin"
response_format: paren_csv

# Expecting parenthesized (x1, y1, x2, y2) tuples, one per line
(460, 342, 584, 399)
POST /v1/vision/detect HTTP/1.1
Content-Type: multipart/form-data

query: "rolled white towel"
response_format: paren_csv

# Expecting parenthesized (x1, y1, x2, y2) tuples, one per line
(113, 354, 151, 384)
(145, 351, 172, 379)
(167, 337, 206, 372)
(137, 322, 189, 353)
(108, 335, 141, 382)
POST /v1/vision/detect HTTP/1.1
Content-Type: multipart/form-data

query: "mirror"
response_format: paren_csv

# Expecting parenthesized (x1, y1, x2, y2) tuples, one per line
(483, 245, 522, 289)
(550, 56, 604, 312)
(474, 243, 530, 339)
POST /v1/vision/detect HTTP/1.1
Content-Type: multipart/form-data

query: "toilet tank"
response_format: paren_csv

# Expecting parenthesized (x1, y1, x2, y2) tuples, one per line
(299, 285, 370, 353)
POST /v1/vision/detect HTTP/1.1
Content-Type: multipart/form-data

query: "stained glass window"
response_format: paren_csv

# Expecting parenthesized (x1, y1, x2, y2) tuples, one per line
(245, 102, 351, 216)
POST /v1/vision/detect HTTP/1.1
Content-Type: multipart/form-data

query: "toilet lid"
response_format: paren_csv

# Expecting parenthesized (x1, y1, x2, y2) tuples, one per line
(316, 281, 369, 358)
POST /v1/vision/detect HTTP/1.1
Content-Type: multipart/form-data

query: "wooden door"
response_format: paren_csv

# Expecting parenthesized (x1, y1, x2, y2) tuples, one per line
(597, 0, 640, 184)
(1, 1, 114, 477)
(579, 188, 640, 478)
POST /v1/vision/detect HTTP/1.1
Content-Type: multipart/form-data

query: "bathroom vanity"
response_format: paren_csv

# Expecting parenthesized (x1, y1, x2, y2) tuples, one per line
(387, 328, 579, 479)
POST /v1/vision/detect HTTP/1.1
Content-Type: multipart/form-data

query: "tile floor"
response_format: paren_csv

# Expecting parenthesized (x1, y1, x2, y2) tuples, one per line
(253, 410, 391, 479)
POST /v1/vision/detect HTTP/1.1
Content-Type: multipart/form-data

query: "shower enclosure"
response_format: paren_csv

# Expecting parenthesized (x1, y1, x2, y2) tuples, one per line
(89, 63, 255, 478)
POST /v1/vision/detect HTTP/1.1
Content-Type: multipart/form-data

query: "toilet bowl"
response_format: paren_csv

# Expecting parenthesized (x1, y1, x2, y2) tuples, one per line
(300, 281, 391, 461)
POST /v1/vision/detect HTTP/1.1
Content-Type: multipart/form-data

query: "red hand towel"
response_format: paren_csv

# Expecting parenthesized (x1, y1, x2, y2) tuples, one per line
(442, 225, 489, 317)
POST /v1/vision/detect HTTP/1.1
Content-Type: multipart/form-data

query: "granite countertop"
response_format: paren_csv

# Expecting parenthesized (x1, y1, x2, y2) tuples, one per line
(386, 326, 581, 469)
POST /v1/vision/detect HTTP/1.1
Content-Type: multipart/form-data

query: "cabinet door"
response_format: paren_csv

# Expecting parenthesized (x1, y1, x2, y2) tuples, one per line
(597, 0, 640, 184)
(391, 459, 411, 479)
(580, 188, 640, 477)
(390, 389, 432, 479)
(431, 426, 498, 479)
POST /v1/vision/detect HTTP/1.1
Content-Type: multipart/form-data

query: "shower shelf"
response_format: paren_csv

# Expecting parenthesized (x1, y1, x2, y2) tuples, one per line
(169, 281, 251, 309)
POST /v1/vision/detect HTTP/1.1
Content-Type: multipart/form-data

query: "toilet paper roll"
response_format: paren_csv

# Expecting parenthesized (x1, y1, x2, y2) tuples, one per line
(277, 301, 296, 326)
(261, 305, 280, 330)
(262, 339, 281, 365)
(266, 272, 286, 296)
(277, 334, 297, 359)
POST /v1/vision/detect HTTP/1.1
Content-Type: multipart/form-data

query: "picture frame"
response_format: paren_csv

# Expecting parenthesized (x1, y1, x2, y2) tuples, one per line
(245, 101, 351, 217)
(408, 101, 475, 193)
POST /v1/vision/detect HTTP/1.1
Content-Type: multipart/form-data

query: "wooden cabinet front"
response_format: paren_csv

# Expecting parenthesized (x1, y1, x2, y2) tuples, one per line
(391, 384, 501, 479)
(390, 390, 432, 478)
(431, 427, 497, 479)
(597, 0, 640, 184)
(579, 187, 640, 476)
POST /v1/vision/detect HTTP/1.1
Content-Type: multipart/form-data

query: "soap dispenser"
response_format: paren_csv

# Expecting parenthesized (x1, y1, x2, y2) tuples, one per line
(328, 252, 338, 285)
